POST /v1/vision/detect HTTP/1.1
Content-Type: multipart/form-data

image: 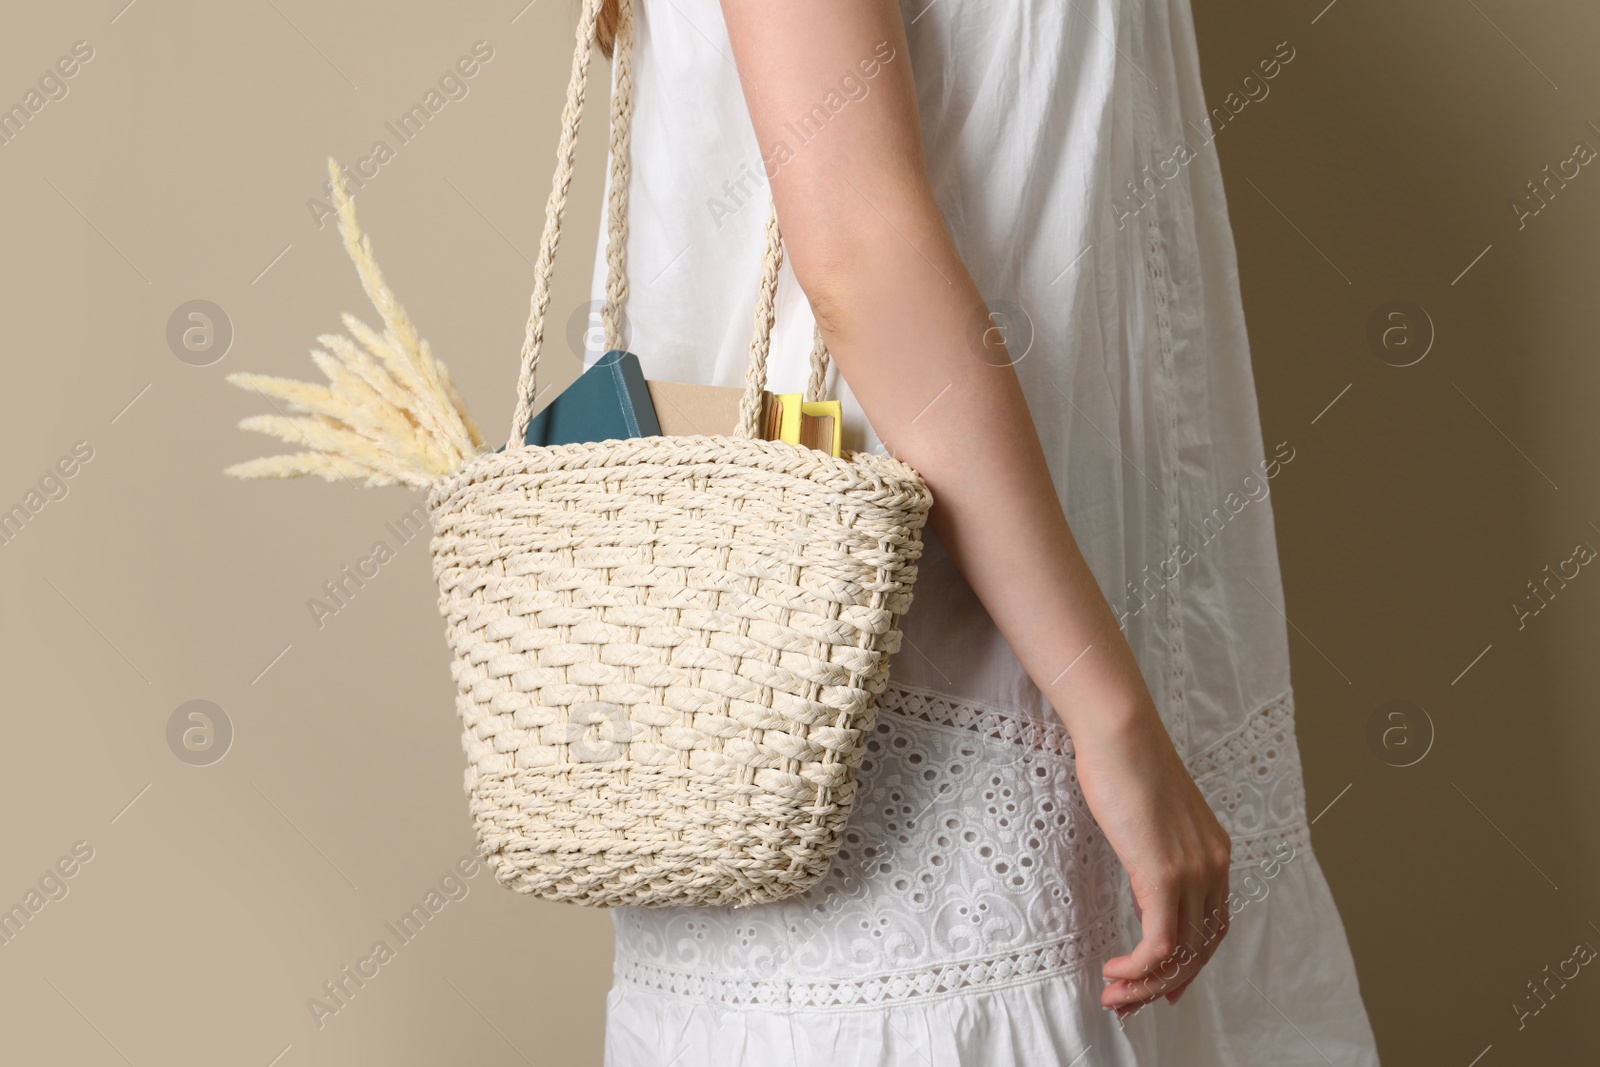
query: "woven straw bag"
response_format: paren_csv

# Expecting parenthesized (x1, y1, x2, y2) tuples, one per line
(424, 0, 933, 907)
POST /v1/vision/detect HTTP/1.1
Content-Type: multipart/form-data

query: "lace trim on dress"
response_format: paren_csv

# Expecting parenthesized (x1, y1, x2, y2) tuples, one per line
(1186, 688, 1295, 781)
(613, 919, 1125, 1012)
(876, 680, 1075, 762)
(880, 682, 1300, 782)
(1229, 824, 1311, 869)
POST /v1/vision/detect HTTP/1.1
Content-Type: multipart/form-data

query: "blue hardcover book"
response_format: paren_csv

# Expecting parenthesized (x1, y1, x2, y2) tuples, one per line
(512, 350, 662, 448)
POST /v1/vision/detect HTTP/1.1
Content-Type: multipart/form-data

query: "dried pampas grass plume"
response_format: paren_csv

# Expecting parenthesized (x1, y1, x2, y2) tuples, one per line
(225, 157, 486, 489)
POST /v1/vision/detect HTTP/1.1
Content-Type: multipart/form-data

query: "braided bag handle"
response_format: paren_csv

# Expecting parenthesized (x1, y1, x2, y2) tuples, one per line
(505, 0, 832, 450)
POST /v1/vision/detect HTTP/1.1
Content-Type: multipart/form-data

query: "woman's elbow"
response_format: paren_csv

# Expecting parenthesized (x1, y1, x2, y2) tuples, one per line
(776, 182, 949, 338)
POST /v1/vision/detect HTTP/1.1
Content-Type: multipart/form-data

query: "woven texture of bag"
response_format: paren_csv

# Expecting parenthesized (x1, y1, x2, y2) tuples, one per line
(426, 0, 932, 907)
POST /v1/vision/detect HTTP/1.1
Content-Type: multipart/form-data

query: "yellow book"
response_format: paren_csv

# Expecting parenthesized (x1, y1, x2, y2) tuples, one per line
(645, 381, 839, 456)
(774, 393, 843, 457)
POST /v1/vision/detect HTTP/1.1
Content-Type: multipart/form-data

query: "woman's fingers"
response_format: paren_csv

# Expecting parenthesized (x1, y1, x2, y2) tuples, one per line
(1102, 854, 1232, 1014)
(1101, 880, 1178, 982)
(1163, 974, 1196, 1004)
(1104, 935, 1199, 1013)
(1101, 887, 1193, 1010)
(1194, 883, 1229, 964)
(1162, 894, 1223, 1006)
(1164, 890, 1217, 1005)
(1190, 841, 1232, 969)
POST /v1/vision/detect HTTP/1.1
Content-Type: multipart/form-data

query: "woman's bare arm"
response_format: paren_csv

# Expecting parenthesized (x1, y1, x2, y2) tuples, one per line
(717, 0, 1232, 1012)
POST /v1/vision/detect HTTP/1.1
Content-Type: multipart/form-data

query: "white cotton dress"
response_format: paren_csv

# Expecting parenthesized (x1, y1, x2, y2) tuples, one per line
(585, 0, 1382, 1063)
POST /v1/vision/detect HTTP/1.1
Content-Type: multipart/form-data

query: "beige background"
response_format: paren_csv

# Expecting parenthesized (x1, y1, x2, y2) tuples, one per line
(0, 0, 1595, 1063)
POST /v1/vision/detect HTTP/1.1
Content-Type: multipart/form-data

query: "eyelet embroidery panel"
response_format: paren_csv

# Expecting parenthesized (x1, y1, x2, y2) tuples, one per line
(611, 682, 1315, 1010)
(611, 683, 1125, 1010)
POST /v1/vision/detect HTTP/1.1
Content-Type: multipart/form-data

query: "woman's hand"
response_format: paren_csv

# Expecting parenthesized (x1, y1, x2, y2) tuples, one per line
(1074, 700, 1233, 1017)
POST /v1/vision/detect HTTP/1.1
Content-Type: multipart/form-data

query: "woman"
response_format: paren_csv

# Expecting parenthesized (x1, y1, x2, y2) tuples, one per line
(587, 0, 1381, 1062)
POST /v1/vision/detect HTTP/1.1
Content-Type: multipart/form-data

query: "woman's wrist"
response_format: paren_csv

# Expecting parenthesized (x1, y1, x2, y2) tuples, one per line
(1040, 644, 1166, 754)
